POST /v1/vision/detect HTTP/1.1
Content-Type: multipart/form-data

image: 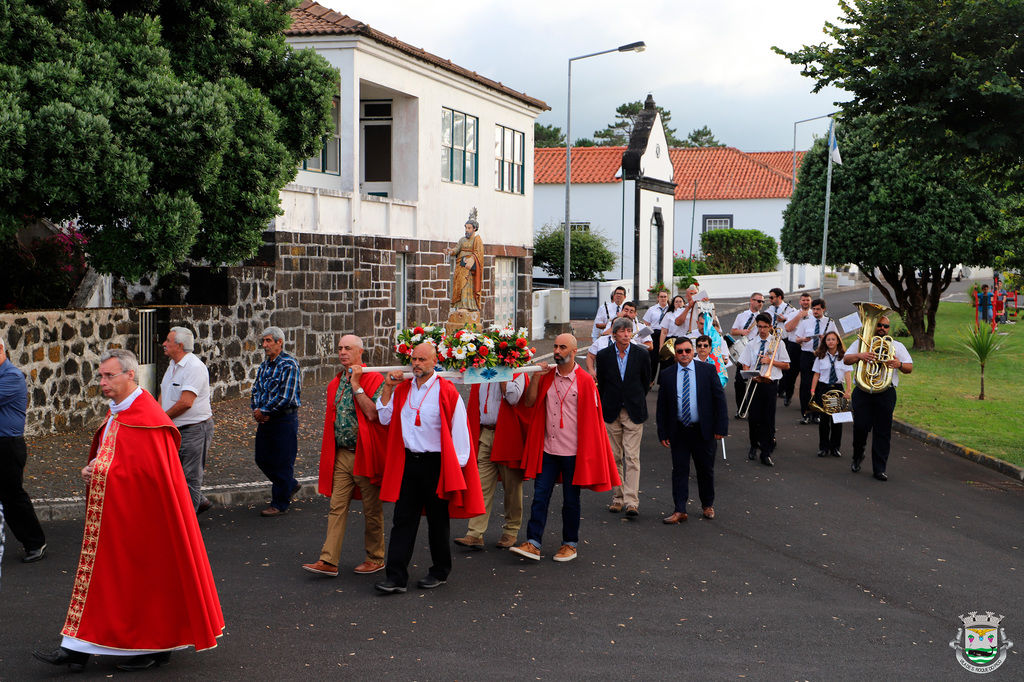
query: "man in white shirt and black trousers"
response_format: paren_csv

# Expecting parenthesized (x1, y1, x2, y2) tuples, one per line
(728, 292, 764, 417)
(792, 298, 835, 425)
(739, 313, 790, 466)
(780, 292, 811, 407)
(642, 290, 672, 384)
(843, 315, 913, 481)
(592, 286, 627, 340)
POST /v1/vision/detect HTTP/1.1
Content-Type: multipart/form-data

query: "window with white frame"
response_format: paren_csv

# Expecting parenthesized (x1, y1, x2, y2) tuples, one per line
(302, 97, 341, 174)
(442, 107, 478, 185)
(494, 125, 524, 194)
(702, 215, 733, 233)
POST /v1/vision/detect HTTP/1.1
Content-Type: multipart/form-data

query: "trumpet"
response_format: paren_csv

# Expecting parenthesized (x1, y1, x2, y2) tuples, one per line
(737, 328, 781, 419)
(809, 389, 851, 415)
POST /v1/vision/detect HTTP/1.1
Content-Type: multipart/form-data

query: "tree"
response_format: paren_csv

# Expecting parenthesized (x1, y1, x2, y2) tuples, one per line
(772, 0, 1024, 173)
(533, 224, 616, 281)
(781, 116, 1012, 350)
(677, 125, 725, 148)
(0, 0, 338, 280)
(573, 138, 597, 148)
(592, 100, 683, 147)
(534, 123, 565, 148)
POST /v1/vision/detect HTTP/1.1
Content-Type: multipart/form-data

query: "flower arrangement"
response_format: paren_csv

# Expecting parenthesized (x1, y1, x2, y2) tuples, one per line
(394, 324, 537, 372)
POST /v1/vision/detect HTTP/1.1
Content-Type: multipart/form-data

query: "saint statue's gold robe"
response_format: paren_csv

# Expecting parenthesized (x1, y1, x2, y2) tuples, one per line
(451, 233, 484, 310)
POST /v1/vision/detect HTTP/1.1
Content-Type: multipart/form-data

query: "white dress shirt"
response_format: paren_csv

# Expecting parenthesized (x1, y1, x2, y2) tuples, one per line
(811, 352, 850, 383)
(795, 315, 835, 352)
(643, 304, 670, 331)
(593, 301, 621, 340)
(738, 335, 791, 381)
(159, 353, 213, 426)
(783, 307, 807, 342)
(478, 374, 524, 427)
(731, 310, 759, 339)
(844, 339, 913, 387)
(377, 373, 471, 465)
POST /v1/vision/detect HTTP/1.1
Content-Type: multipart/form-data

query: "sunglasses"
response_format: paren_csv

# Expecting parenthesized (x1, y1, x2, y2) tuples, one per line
(675, 348, 693, 354)
(695, 343, 710, 348)
(877, 324, 890, 329)
(752, 299, 764, 303)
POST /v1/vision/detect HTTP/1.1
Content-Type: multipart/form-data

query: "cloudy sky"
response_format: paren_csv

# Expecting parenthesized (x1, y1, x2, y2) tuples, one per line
(317, 0, 849, 152)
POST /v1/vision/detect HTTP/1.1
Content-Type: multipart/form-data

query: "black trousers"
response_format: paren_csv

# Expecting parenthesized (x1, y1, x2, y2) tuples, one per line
(385, 451, 451, 587)
(780, 340, 802, 399)
(799, 351, 817, 415)
(0, 436, 46, 551)
(746, 380, 778, 454)
(670, 422, 715, 511)
(814, 383, 845, 450)
(852, 387, 897, 475)
(733, 365, 747, 411)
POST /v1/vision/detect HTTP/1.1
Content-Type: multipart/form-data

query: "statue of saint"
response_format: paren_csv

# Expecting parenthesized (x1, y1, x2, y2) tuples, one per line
(446, 208, 484, 311)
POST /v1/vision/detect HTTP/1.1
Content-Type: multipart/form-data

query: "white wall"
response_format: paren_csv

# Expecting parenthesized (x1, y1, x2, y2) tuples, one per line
(282, 35, 543, 248)
(677, 197, 789, 254)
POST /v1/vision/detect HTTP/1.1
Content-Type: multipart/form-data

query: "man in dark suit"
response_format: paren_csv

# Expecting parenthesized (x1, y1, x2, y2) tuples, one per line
(595, 318, 651, 517)
(656, 336, 728, 523)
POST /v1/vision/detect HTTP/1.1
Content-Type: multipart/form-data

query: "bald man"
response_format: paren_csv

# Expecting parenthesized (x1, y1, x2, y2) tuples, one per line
(374, 343, 483, 593)
(512, 334, 619, 562)
(303, 335, 387, 578)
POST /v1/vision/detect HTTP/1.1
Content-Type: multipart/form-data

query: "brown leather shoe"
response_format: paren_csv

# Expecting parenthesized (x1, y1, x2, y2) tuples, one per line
(608, 502, 623, 513)
(552, 544, 577, 562)
(453, 535, 484, 549)
(302, 560, 339, 577)
(663, 512, 688, 524)
(496, 534, 517, 548)
(260, 506, 286, 517)
(702, 506, 715, 520)
(353, 560, 385, 574)
(509, 542, 541, 560)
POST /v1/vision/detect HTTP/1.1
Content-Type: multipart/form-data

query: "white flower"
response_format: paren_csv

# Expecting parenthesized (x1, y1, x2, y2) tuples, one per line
(423, 325, 435, 332)
(437, 342, 448, 357)
(498, 327, 514, 338)
(412, 334, 422, 343)
(454, 347, 467, 360)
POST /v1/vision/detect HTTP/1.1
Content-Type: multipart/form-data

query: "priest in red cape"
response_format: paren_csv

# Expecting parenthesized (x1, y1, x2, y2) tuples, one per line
(34, 349, 224, 673)
(510, 333, 620, 563)
(302, 334, 388, 578)
(373, 342, 485, 594)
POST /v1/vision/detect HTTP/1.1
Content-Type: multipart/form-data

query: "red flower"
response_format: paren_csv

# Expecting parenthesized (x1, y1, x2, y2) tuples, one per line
(397, 343, 409, 354)
(530, 347, 537, 354)
(414, 326, 424, 334)
(455, 330, 464, 338)
(515, 337, 528, 348)
(447, 348, 454, 357)
(499, 341, 508, 349)
(478, 346, 489, 357)
(510, 350, 519, 359)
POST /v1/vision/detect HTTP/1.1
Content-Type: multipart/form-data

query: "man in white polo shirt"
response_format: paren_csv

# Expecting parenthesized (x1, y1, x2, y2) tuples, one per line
(160, 326, 214, 514)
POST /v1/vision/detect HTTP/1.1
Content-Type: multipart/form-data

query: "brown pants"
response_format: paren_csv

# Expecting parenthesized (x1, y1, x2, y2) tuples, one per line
(606, 408, 643, 508)
(319, 447, 385, 566)
(466, 427, 524, 540)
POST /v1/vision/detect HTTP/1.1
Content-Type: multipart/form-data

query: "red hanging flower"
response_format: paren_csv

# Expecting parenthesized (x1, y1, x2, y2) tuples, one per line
(499, 341, 508, 349)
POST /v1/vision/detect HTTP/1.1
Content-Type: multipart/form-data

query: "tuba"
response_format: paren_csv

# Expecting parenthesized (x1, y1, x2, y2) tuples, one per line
(852, 301, 895, 393)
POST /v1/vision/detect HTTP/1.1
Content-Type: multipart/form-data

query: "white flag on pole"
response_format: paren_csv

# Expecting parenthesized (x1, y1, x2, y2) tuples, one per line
(828, 120, 842, 165)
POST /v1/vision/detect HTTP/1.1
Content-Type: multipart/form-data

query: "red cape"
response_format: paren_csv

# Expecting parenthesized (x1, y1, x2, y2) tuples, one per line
(378, 377, 485, 519)
(318, 370, 386, 496)
(520, 366, 620, 492)
(467, 376, 530, 467)
(63, 390, 224, 651)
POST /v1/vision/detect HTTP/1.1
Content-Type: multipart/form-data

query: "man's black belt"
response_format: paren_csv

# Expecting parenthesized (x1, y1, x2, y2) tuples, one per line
(405, 449, 441, 459)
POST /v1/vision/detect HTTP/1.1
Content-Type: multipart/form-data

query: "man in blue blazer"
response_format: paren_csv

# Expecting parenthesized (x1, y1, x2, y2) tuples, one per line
(656, 337, 729, 523)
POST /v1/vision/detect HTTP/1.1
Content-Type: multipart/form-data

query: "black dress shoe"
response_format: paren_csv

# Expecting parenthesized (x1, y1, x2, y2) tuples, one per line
(760, 455, 775, 467)
(747, 447, 758, 460)
(116, 651, 171, 671)
(816, 449, 827, 458)
(831, 449, 842, 457)
(873, 472, 888, 481)
(417, 575, 447, 589)
(851, 455, 863, 473)
(375, 580, 407, 594)
(783, 396, 792, 407)
(33, 647, 90, 671)
(22, 543, 47, 563)
(197, 499, 214, 515)
(799, 415, 812, 425)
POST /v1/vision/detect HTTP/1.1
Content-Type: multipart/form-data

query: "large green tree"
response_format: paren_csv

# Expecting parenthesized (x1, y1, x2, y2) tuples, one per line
(0, 0, 338, 280)
(533, 223, 616, 281)
(773, 0, 1024, 172)
(781, 117, 1011, 350)
(534, 122, 565, 148)
(593, 100, 683, 147)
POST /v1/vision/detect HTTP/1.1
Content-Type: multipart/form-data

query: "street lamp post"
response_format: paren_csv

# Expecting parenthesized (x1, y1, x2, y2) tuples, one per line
(563, 41, 646, 294)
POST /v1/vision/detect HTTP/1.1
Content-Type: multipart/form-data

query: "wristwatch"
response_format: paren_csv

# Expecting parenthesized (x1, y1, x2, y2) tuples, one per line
(354, 387, 365, 395)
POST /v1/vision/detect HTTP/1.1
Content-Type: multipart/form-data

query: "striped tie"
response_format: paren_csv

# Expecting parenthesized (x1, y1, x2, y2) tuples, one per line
(828, 356, 838, 383)
(755, 339, 767, 370)
(813, 319, 821, 350)
(679, 366, 691, 425)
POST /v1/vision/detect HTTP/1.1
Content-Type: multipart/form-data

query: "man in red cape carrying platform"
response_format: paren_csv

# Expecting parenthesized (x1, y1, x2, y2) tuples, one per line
(34, 349, 224, 673)
(373, 342, 485, 594)
(510, 333, 620, 563)
(302, 334, 388, 577)
(453, 372, 529, 550)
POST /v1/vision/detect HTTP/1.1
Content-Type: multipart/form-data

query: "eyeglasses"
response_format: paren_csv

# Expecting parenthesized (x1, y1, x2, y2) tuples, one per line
(675, 348, 693, 354)
(98, 371, 125, 381)
(756, 324, 771, 329)
(695, 343, 710, 348)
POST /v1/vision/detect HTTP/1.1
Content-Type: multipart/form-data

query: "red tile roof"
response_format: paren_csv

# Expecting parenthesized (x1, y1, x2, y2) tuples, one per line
(534, 146, 804, 200)
(747, 151, 806, 176)
(286, 2, 548, 111)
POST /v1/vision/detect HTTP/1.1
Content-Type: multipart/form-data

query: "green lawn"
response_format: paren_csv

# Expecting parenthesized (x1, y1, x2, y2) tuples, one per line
(864, 302, 1023, 468)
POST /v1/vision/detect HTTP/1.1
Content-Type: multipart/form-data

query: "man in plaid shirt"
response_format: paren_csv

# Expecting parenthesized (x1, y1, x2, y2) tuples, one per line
(251, 327, 302, 517)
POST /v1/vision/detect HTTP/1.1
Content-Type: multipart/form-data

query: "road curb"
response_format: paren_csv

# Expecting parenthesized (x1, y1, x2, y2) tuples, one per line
(893, 419, 1024, 482)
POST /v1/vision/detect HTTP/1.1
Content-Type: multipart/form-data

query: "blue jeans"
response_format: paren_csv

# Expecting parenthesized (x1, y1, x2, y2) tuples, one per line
(526, 453, 580, 548)
(254, 411, 299, 510)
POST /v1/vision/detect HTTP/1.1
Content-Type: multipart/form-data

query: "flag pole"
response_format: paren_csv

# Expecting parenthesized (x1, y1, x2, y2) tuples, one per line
(819, 119, 837, 300)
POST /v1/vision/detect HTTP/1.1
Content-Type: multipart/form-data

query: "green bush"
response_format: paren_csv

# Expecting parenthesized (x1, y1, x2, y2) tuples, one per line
(699, 229, 778, 274)
(533, 224, 616, 280)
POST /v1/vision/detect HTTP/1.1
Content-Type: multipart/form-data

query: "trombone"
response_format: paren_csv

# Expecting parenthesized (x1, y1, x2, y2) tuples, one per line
(737, 328, 781, 418)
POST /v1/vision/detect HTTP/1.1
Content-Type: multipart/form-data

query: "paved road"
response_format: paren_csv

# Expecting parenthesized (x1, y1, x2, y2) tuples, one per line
(2, 377, 1020, 680)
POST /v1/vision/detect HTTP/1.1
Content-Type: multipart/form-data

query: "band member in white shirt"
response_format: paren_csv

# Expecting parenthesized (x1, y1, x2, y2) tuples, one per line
(809, 331, 852, 458)
(643, 290, 672, 384)
(781, 292, 812, 408)
(592, 286, 627, 340)
(728, 293, 764, 418)
(739, 313, 790, 467)
(792, 298, 834, 424)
